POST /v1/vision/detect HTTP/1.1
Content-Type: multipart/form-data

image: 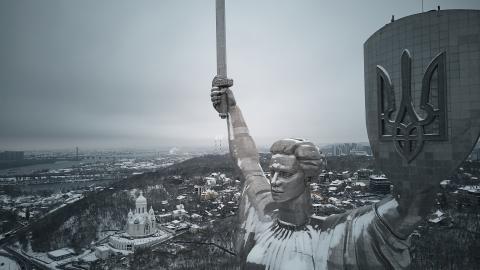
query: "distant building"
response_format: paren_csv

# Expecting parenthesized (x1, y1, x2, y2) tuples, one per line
(312, 203, 322, 216)
(357, 169, 373, 180)
(157, 213, 173, 223)
(369, 175, 392, 194)
(205, 177, 216, 186)
(47, 248, 75, 261)
(194, 185, 205, 197)
(456, 186, 480, 206)
(353, 181, 367, 192)
(329, 144, 371, 156)
(201, 189, 218, 200)
(159, 220, 190, 234)
(190, 213, 202, 221)
(94, 245, 112, 260)
(172, 204, 188, 220)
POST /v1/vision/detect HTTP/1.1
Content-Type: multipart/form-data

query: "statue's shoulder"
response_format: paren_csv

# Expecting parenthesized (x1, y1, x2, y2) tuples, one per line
(309, 204, 376, 230)
(309, 214, 327, 229)
(309, 212, 349, 230)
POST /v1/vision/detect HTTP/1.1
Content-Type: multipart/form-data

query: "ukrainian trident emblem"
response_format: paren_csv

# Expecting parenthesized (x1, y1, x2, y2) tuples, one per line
(377, 49, 447, 162)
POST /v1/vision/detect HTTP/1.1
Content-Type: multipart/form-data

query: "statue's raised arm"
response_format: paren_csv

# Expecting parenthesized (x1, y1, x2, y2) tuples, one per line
(210, 86, 262, 182)
(210, 85, 276, 219)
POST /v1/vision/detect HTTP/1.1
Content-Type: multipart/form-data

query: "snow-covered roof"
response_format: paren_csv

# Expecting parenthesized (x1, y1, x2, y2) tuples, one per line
(47, 248, 74, 258)
(440, 180, 451, 187)
(370, 175, 388, 180)
(173, 209, 188, 215)
(458, 185, 480, 193)
(330, 180, 343, 186)
(433, 210, 444, 217)
(428, 217, 444, 223)
(428, 211, 446, 223)
(96, 245, 111, 252)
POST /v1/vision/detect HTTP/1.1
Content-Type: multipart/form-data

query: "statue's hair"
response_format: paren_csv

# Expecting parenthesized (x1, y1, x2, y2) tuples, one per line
(270, 138, 325, 180)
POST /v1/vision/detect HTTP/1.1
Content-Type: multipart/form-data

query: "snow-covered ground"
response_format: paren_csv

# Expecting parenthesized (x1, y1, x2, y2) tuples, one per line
(0, 254, 20, 270)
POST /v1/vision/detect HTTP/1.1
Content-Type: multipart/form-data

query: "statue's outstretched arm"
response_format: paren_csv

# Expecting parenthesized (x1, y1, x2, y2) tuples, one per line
(376, 178, 438, 239)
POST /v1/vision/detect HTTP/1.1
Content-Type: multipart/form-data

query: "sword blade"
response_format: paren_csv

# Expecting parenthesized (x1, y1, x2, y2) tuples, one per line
(216, 0, 227, 78)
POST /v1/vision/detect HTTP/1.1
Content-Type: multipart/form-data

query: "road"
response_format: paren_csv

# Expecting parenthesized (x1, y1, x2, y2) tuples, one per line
(2, 246, 51, 270)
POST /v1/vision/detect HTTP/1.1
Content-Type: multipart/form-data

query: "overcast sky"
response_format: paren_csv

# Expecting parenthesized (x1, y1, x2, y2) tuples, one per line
(1, 0, 479, 150)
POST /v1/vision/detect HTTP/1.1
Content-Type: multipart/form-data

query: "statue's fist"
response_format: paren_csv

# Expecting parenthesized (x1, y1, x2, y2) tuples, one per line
(211, 87, 236, 118)
(211, 75, 234, 119)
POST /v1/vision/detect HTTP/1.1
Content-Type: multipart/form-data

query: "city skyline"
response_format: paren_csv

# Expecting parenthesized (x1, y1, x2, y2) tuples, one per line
(1, 0, 480, 150)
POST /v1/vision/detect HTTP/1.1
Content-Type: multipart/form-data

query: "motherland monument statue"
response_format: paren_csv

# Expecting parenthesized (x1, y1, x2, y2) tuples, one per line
(211, 2, 480, 269)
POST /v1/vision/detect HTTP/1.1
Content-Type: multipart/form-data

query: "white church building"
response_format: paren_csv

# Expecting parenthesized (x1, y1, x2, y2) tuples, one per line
(127, 191, 156, 237)
(109, 191, 169, 251)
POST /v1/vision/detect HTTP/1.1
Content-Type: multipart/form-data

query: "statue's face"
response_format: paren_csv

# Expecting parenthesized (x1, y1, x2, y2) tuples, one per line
(269, 154, 305, 202)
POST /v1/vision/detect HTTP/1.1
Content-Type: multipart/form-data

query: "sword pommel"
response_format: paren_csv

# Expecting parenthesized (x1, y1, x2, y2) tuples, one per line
(212, 76, 233, 88)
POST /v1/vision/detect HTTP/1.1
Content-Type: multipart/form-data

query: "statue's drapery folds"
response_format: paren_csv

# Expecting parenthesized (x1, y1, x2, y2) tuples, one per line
(237, 176, 410, 270)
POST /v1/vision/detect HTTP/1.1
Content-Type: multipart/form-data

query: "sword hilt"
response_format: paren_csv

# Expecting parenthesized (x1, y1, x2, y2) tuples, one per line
(212, 76, 233, 119)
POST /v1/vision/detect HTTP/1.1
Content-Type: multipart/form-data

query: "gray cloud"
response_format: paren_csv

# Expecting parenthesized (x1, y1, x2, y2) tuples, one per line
(1, 0, 479, 150)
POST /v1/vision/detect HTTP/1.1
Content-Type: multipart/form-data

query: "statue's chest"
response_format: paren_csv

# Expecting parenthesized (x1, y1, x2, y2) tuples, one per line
(246, 226, 315, 270)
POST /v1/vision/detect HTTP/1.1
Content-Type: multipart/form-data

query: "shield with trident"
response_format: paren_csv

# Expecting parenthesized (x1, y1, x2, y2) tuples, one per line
(364, 10, 480, 190)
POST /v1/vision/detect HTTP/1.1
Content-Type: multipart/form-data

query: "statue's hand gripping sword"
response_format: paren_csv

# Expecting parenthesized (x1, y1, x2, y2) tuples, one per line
(213, 0, 233, 119)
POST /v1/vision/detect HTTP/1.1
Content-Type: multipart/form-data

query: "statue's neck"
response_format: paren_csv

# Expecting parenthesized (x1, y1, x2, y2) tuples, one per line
(277, 190, 312, 227)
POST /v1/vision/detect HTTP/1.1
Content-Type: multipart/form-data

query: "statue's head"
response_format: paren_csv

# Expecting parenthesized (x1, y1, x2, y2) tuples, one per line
(269, 138, 324, 202)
